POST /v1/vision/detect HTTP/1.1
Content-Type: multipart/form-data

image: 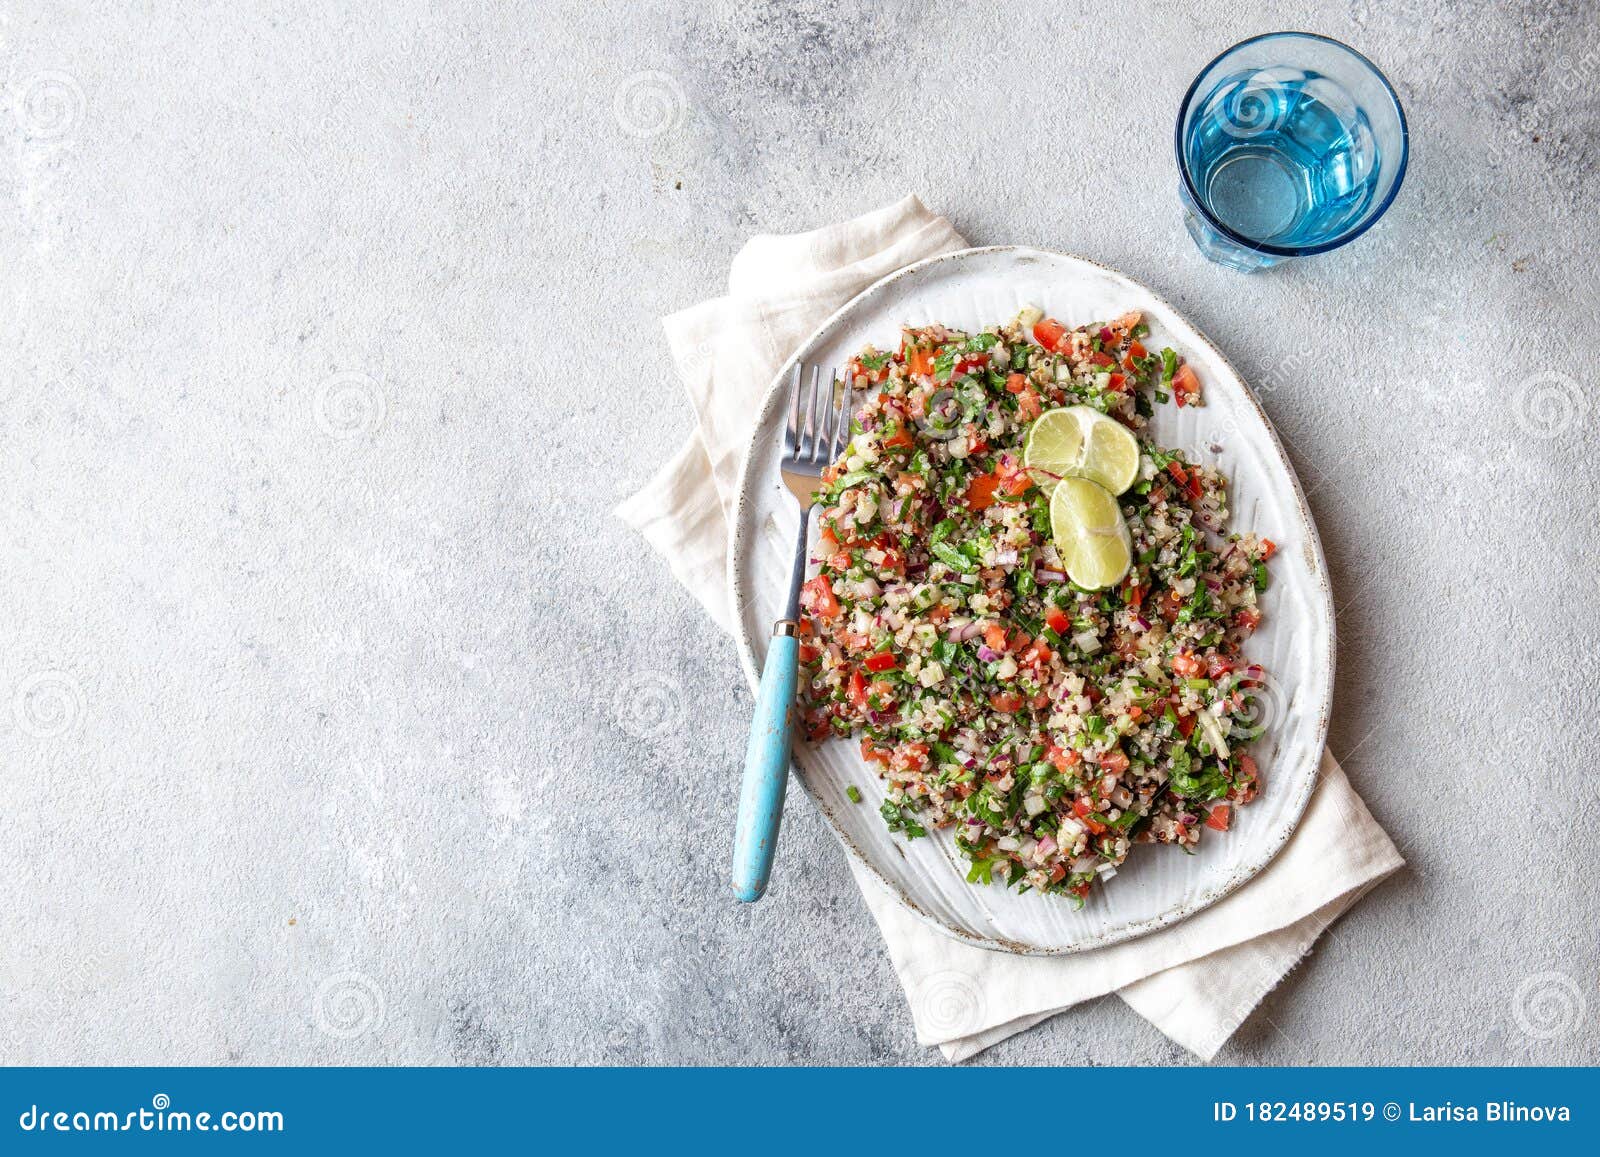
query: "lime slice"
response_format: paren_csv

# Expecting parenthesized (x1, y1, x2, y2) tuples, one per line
(1024, 406, 1141, 496)
(1049, 477, 1132, 589)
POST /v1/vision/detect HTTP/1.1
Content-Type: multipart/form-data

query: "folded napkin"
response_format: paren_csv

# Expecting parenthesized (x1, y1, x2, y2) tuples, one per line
(617, 195, 1403, 1061)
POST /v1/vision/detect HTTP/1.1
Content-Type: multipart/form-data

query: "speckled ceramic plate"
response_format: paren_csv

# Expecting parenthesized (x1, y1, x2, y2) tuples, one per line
(728, 246, 1334, 955)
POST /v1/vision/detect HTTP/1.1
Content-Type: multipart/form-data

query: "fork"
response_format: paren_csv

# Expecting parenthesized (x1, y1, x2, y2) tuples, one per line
(731, 362, 853, 902)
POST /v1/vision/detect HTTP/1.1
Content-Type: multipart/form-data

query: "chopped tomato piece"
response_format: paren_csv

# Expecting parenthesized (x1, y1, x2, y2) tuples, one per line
(1109, 310, 1142, 337)
(1033, 318, 1068, 353)
(1234, 607, 1262, 632)
(952, 355, 988, 378)
(1047, 743, 1081, 772)
(882, 426, 914, 451)
(966, 472, 999, 511)
(1166, 461, 1202, 501)
(1107, 372, 1126, 392)
(1072, 798, 1107, 834)
(849, 356, 889, 384)
(1126, 338, 1147, 361)
(1005, 372, 1027, 394)
(1049, 862, 1067, 883)
(1170, 651, 1203, 678)
(1089, 350, 1116, 368)
(988, 691, 1023, 713)
(925, 603, 952, 624)
(1044, 606, 1071, 635)
(1238, 753, 1258, 779)
(1172, 363, 1201, 407)
(1206, 653, 1235, 680)
(847, 670, 868, 711)
(860, 737, 889, 765)
(983, 623, 1009, 651)
(798, 643, 820, 663)
(1016, 386, 1042, 421)
(1174, 711, 1197, 739)
(1205, 803, 1232, 831)
(801, 574, 840, 619)
(1100, 749, 1129, 775)
(906, 346, 936, 376)
(1158, 588, 1184, 623)
(1260, 538, 1277, 559)
(999, 467, 1032, 497)
(889, 742, 930, 773)
(863, 652, 897, 673)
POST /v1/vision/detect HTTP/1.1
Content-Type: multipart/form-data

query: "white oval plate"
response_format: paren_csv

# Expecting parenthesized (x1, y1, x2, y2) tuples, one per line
(728, 246, 1334, 955)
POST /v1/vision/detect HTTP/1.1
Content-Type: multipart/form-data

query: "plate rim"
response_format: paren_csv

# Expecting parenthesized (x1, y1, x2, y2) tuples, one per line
(726, 243, 1337, 955)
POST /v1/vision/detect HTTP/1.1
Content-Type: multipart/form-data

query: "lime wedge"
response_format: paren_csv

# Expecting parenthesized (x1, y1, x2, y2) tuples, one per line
(1024, 405, 1141, 496)
(1049, 477, 1132, 589)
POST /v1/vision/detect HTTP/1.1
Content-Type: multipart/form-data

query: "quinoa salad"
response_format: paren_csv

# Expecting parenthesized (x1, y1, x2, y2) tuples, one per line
(795, 307, 1276, 905)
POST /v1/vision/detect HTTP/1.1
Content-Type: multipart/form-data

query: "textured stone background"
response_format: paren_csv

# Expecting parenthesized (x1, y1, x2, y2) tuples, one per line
(2, 0, 1596, 1065)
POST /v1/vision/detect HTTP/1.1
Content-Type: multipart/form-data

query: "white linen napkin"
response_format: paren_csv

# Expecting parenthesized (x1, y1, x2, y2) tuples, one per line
(616, 195, 1404, 1061)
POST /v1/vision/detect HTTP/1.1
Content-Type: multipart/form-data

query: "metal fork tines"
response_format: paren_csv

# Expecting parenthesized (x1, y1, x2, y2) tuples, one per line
(780, 363, 853, 507)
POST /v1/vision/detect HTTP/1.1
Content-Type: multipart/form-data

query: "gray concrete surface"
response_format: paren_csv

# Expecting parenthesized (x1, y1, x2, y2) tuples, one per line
(2, 0, 1597, 1065)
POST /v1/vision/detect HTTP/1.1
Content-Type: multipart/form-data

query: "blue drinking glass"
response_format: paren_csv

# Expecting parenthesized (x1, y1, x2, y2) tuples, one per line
(1175, 32, 1409, 271)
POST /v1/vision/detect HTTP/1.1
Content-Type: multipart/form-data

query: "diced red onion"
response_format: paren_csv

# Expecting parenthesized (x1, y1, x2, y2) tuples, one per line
(1036, 834, 1057, 857)
(954, 621, 985, 642)
(1036, 569, 1067, 583)
(1133, 614, 1151, 631)
(994, 548, 1019, 566)
(976, 645, 1000, 662)
(1178, 812, 1199, 826)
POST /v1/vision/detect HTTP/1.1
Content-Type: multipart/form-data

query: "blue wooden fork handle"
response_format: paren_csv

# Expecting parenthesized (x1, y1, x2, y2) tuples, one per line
(731, 504, 814, 902)
(730, 621, 800, 902)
